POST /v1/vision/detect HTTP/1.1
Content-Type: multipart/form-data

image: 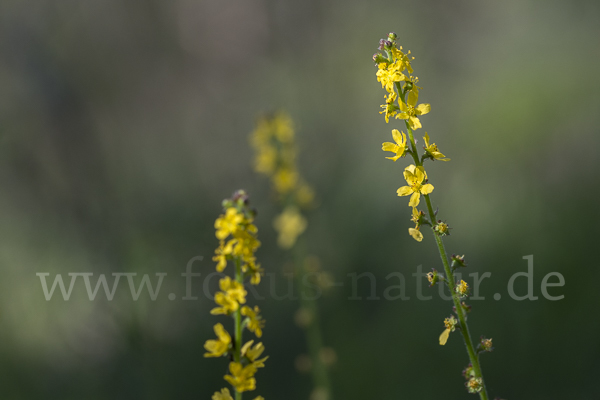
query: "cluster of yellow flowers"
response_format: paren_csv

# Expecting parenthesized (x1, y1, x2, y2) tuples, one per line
(373, 33, 494, 399)
(250, 114, 334, 400)
(250, 112, 314, 249)
(206, 190, 266, 400)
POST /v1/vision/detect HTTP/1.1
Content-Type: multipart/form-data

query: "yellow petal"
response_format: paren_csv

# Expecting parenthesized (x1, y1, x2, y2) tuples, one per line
(409, 192, 421, 207)
(409, 116, 422, 130)
(382, 142, 399, 153)
(421, 183, 434, 195)
(439, 328, 450, 345)
(413, 166, 426, 183)
(241, 340, 254, 355)
(416, 103, 431, 115)
(403, 165, 417, 184)
(397, 186, 413, 197)
(399, 101, 408, 112)
(423, 132, 430, 147)
(408, 228, 423, 242)
(215, 323, 231, 343)
(391, 129, 404, 146)
(407, 90, 418, 107)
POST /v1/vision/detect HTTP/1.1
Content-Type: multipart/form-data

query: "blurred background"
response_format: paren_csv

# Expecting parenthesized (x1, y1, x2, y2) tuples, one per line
(1, 0, 599, 399)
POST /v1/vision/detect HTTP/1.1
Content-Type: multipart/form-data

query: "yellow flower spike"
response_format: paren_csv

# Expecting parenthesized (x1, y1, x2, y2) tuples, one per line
(273, 206, 307, 249)
(224, 362, 257, 393)
(396, 165, 434, 207)
(382, 129, 408, 161)
(242, 305, 265, 337)
(215, 208, 244, 240)
(423, 133, 450, 161)
(212, 388, 234, 400)
(439, 315, 458, 345)
(204, 323, 232, 357)
(396, 90, 430, 130)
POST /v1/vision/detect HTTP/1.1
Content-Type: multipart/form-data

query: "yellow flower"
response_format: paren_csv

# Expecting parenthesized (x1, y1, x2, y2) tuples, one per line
(215, 208, 243, 240)
(423, 133, 450, 161)
(204, 323, 231, 357)
(382, 129, 407, 161)
(273, 168, 298, 194)
(242, 259, 264, 285)
(230, 232, 261, 261)
(390, 47, 413, 74)
(379, 92, 398, 123)
(410, 206, 425, 225)
(213, 240, 234, 272)
(396, 165, 434, 207)
(241, 340, 269, 368)
(273, 206, 307, 249)
(224, 362, 257, 393)
(211, 277, 247, 315)
(376, 60, 407, 93)
(212, 388, 233, 400)
(396, 90, 430, 130)
(254, 146, 277, 174)
(272, 112, 294, 143)
(439, 315, 458, 345)
(455, 280, 469, 298)
(409, 208, 424, 241)
(408, 227, 423, 242)
(295, 182, 315, 207)
(242, 305, 265, 337)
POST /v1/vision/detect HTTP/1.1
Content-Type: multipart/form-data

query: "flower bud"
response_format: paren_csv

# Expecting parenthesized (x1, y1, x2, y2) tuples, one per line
(372, 53, 388, 64)
(462, 363, 474, 379)
(451, 254, 467, 269)
(388, 32, 398, 41)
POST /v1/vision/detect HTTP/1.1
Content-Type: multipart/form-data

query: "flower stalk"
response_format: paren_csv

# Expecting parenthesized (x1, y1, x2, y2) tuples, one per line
(374, 33, 495, 398)
(205, 191, 266, 400)
(250, 113, 334, 400)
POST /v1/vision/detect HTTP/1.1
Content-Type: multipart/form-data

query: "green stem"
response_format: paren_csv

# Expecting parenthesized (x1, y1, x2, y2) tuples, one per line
(424, 195, 488, 400)
(293, 237, 332, 399)
(234, 258, 243, 400)
(395, 83, 489, 400)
